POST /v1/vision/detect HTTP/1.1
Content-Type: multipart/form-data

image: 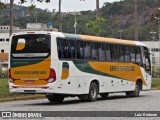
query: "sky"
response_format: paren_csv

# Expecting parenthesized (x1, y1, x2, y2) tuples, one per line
(11, 0, 120, 12)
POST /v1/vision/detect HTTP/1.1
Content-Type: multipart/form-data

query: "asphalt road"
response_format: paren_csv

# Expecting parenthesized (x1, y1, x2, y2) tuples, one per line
(0, 90, 160, 119)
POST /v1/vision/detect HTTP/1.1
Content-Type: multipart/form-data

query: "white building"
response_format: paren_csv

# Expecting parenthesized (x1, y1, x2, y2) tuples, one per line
(142, 41, 160, 67)
(26, 23, 47, 30)
(0, 25, 21, 54)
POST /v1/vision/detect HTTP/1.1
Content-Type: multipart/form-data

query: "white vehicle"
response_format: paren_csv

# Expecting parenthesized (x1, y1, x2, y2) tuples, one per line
(8, 31, 152, 103)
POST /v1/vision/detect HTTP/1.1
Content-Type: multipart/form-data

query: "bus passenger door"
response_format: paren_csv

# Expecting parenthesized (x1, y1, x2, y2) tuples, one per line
(142, 47, 152, 89)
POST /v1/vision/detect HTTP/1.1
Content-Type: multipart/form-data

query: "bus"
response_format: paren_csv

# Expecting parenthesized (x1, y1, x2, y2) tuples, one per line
(8, 31, 152, 103)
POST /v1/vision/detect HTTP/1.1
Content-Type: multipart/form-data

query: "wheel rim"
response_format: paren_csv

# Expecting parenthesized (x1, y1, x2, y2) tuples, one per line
(91, 86, 96, 98)
(135, 84, 140, 95)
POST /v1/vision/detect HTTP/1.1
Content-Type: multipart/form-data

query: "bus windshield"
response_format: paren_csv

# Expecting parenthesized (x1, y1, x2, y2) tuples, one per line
(11, 34, 51, 58)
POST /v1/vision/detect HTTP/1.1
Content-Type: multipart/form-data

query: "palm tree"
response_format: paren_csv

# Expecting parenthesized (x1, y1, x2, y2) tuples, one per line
(10, 0, 14, 36)
(96, 0, 100, 18)
(134, 0, 138, 41)
(59, 0, 62, 32)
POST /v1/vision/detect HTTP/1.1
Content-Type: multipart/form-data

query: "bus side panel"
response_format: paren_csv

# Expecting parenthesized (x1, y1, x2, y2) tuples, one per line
(57, 61, 79, 94)
(140, 67, 152, 90)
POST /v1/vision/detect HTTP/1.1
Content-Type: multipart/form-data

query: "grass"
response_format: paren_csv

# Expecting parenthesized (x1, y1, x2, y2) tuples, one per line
(151, 78, 160, 90)
(0, 78, 45, 102)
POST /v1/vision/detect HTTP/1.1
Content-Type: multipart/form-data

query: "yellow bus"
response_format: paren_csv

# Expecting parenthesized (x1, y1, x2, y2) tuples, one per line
(8, 31, 152, 103)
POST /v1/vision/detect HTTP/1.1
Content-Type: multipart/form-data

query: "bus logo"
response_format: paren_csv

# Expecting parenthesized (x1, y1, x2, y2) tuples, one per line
(26, 81, 34, 84)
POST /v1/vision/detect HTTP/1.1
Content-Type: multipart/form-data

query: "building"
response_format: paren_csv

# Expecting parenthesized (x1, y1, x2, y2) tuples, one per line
(142, 41, 160, 67)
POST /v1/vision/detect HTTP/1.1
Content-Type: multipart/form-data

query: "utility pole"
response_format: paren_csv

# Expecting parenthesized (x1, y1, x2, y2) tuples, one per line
(133, 0, 138, 41)
(96, 0, 100, 18)
(70, 11, 81, 34)
(59, 0, 62, 32)
(154, 16, 160, 67)
(150, 31, 156, 55)
(10, 0, 14, 36)
(118, 30, 123, 39)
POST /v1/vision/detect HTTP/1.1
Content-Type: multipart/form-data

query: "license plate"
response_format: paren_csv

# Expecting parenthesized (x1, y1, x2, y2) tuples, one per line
(24, 90, 36, 93)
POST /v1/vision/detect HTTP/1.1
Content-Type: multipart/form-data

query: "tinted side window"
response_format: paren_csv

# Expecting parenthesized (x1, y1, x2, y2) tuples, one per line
(57, 38, 66, 59)
(106, 44, 111, 61)
(84, 42, 91, 59)
(110, 44, 118, 61)
(98, 43, 105, 61)
(76, 41, 83, 59)
(124, 46, 131, 62)
(92, 42, 98, 60)
(135, 47, 142, 63)
(130, 46, 136, 62)
(119, 45, 125, 62)
(66, 40, 75, 59)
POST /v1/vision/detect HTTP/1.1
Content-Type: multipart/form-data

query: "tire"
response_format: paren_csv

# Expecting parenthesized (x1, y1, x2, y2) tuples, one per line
(88, 82, 99, 102)
(46, 94, 64, 103)
(126, 81, 141, 97)
(100, 93, 109, 98)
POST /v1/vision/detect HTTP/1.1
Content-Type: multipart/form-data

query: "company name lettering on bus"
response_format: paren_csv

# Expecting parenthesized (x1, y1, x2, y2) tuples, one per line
(14, 71, 47, 75)
(110, 66, 135, 71)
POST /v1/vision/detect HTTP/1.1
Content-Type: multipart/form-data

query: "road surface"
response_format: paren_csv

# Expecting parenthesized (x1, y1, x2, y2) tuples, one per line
(0, 90, 160, 119)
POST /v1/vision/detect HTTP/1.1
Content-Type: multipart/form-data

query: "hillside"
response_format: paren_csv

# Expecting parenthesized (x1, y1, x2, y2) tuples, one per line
(0, 0, 160, 41)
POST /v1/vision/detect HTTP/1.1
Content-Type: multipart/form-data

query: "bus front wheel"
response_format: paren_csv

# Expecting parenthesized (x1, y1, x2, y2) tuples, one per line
(126, 81, 141, 97)
(46, 94, 64, 103)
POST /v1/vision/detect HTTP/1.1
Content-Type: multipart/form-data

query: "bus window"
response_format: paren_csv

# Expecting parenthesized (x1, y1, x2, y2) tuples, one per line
(66, 40, 75, 59)
(130, 46, 136, 62)
(119, 45, 125, 62)
(98, 43, 105, 61)
(57, 38, 66, 59)
(135, 47, 142, 63)
(76, 41, 84, 59)
(84, 42, 91, 59)
(124, 46, 131, 62)
(110, 44, 118, 61)
(106, 44, 111, 61)
(92, 42, 98, 60)
(11, 34, 51, 58)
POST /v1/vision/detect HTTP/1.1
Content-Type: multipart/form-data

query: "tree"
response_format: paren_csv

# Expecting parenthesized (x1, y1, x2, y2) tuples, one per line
(20, 0, 50, 4)
(9, 0, 51, 35)
(0, 2, 7, 10)
(86, 17, 106, 36)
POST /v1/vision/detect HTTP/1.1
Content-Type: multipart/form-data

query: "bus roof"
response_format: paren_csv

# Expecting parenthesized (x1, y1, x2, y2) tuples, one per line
(62, 33, 146, 47)
(11, 31, 147, 47)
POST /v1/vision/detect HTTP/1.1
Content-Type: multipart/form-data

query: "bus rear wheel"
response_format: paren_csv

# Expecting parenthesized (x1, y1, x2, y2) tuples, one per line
(88, 82, 98, 102)
(78, 82, 98, 102)
(126, 81, 141, 97)
(46, 94, 64, 103)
